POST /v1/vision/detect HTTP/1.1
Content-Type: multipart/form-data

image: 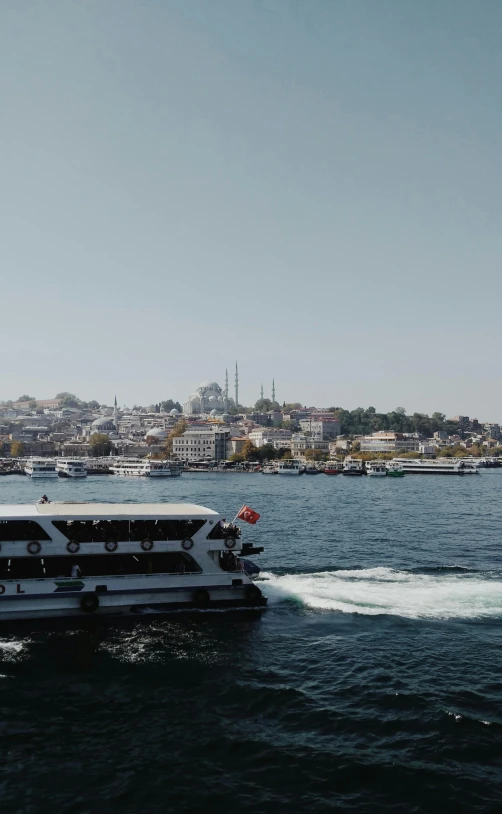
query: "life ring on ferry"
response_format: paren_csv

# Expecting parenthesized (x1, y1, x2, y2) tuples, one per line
(181, 538, 194, 551)
(105, 540, 118, 553)
(193, 588, 210, 608)
(81, 593, 99, 613)
(27, 541, 41, 555)
(67, 540, 80, 554)
(224, 537, 236, 550)
(141, 539, 154, 552)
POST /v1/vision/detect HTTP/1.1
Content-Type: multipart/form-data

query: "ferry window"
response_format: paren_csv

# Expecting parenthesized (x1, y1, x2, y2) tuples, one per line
(129, 519, 206, 540)
(41, 552, 201, 578)
(51, 519, 206, 542)
(3, 557, 45, 579)
(0, 521, 52, 541)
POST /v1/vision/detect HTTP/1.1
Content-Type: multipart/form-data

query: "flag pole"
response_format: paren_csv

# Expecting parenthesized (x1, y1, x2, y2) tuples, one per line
(231, 505, 245, 524)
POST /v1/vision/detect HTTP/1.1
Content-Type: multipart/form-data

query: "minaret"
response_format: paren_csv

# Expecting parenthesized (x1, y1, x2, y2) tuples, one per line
(234, 362, 239, 410)
(272, 379, 276, 405)
(224, 369, 229, 413)
(114, 396, 118, 431)
(260, 383, 264, 401)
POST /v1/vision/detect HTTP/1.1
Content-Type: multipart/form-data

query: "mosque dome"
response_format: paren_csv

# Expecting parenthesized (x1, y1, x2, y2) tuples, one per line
(91, 416, 115, 429)
(199, 380, 220, 390)
(145, 427, 168, 441)
(169, 408, 179, 417)
(183, 377, 234, 416)
(210, 409, 218, 417)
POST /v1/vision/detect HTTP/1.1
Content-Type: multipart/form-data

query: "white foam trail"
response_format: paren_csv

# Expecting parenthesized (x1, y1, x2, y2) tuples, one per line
(0, 640, 24, 653)
(259, 568, 502, 619)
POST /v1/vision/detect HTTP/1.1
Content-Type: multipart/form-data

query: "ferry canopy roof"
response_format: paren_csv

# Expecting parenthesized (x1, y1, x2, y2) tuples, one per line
(0, 503, 219, 518)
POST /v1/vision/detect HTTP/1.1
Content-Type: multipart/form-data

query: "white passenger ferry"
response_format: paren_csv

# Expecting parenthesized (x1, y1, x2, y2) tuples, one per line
(392, 458, 479, 475)
(342, 456, 365, 476)
(0, 502, 266, 621)
(276, 459, 304, 475)
(366, 461, 388, 477)
(109, 458, 182, 477)
(24, 458, 58, 478)
(56, 459, 87, 478)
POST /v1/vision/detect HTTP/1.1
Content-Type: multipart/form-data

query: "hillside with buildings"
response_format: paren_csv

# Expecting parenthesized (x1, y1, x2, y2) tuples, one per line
(1, 377, 501, 464)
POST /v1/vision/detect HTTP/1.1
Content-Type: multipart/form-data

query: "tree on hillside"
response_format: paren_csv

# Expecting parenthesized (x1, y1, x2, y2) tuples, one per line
(89, 433, 112, 456)
(164, 419, 187, 457)
(259, 443, 279, 461)
(395, 407, 406, 415)
(305, 448, 328, 461)
(10, 441, 24, 457)
(56, 392, 81, 408)
(18, 395, 35, 402)
(28, 400, 37, 410)
(242, 440, 260, 461)
(160, 399, 182, 413)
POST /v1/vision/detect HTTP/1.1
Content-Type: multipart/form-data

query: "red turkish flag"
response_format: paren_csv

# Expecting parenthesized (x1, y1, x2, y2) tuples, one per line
(237, 505, 261, 525)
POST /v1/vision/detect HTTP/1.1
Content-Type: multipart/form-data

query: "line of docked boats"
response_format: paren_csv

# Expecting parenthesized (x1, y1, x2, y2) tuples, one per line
(262, 456, 481, 476)
(21, 457, 183, 479)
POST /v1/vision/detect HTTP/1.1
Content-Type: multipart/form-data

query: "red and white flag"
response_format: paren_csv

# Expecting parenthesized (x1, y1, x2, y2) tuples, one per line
(236, 505, 261, 525)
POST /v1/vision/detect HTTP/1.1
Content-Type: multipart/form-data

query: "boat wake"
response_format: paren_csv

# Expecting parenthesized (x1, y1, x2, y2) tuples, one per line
(259, 567, 502, 619)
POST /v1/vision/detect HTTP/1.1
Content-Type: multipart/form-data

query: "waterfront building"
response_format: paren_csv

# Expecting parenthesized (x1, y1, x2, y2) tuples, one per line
(172, 427, 231, 463)
(360, 432, 420, 453)
(248, 428, 292, 448)
(299, 418, 340, 441)
(291, 434, 330, 459)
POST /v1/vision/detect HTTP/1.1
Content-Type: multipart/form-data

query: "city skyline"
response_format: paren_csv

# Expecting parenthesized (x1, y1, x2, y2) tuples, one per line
(1, 2, 501, 416)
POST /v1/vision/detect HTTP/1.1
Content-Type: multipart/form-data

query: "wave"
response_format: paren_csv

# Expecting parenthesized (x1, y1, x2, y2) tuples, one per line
(258, 567, 502, 619)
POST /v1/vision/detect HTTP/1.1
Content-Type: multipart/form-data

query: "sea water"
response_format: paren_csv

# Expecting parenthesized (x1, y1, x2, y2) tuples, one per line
(0, 472, 501, 813)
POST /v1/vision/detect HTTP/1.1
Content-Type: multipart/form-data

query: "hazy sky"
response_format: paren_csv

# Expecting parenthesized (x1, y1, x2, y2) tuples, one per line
(1, 0, 501, 417)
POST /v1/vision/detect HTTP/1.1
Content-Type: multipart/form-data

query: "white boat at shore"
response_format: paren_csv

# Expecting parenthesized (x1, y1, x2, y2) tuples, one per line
(24, 458, 58, 478)
(56, 459, 87, 478)
(109, 458, 182, 477)
(0, 502, 266, 621)
(366, 461, 388, 477)
(392, 458, 479, 475)
(342, 456, 365, 476)
(276, 459, 303, 475)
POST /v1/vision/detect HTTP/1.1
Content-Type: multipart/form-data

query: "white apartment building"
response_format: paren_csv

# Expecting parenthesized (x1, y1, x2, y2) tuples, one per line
(172, 427, 231, 462)
(291, 434, 330, 459)
(248, 428, 292, 448)
(298, 419, 340, 441)
(360, 432, 420, 453)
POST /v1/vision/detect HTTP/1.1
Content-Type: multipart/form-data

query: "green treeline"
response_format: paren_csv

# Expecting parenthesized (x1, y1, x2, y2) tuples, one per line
(330, 407, 461, 437)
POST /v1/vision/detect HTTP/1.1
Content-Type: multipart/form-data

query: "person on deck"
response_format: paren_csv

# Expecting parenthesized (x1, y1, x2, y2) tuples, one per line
(71, 563, 81, 578)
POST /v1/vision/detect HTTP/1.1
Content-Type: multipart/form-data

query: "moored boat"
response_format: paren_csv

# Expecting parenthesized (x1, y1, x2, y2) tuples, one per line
(392, 458, 479, 475)
(56, 459, 87, 478)
(0, 502, 266, 621)
(366, 461, 388, 477)
(386, 461, 404, 477)
(276, 459, 304, 475)
(342, 456, 365, 476)
(324, 461, 343, 475)
(109, 458, 182, 477)
(24, 458, 58, 478)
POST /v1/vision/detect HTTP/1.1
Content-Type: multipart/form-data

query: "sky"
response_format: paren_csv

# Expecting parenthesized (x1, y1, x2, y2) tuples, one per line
(1, 0, 501, 418)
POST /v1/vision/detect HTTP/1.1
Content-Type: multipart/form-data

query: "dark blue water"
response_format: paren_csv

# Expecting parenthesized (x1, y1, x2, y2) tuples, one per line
(1, 472, 501, 813)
